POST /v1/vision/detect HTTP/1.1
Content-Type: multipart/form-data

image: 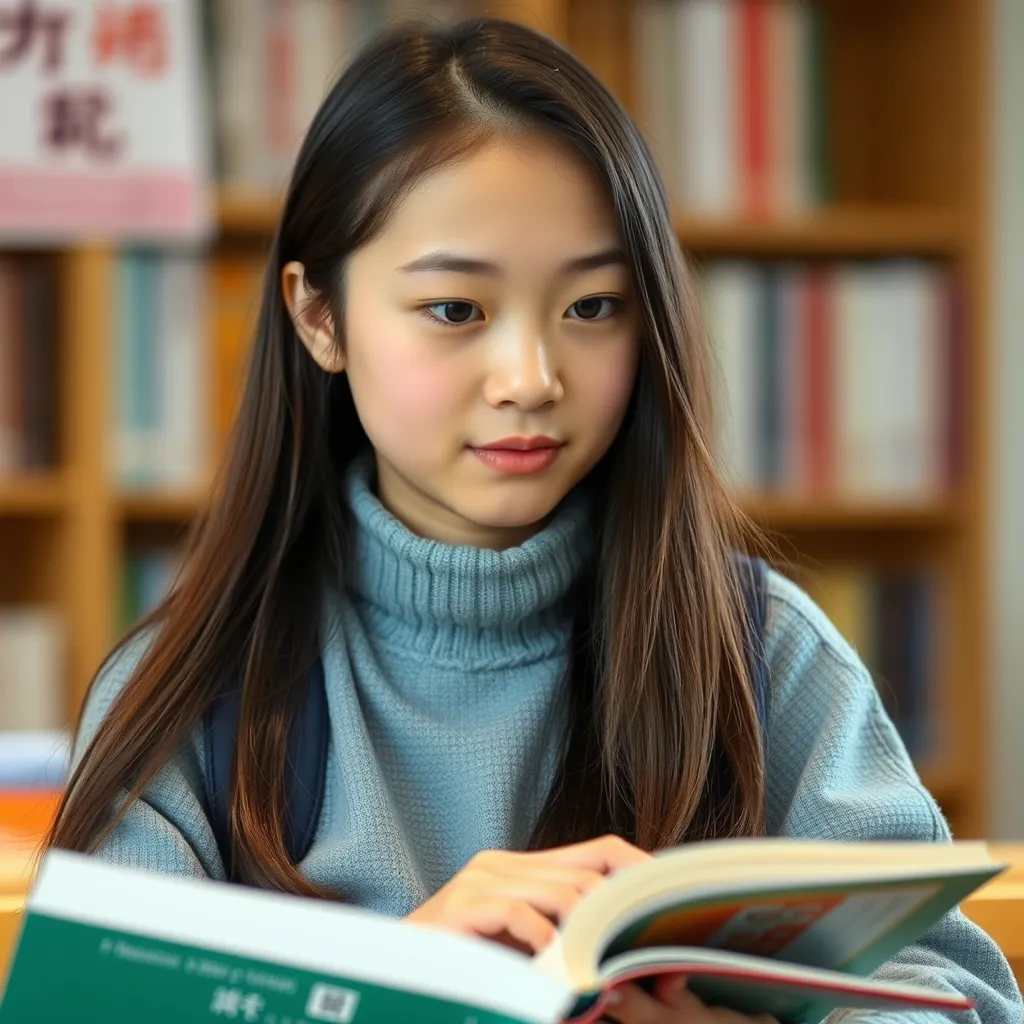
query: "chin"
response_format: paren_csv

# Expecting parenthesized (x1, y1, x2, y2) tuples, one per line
(459, 488, 567, 532)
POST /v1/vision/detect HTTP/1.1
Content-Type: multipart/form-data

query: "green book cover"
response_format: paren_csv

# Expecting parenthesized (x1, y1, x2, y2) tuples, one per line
(0, 852, 569, 1024)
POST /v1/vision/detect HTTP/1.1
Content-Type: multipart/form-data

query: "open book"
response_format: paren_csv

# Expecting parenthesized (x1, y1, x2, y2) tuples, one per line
(0, 840, 1002, 1024)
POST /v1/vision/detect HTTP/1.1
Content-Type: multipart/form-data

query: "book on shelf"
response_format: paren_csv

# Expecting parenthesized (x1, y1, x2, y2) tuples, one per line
(702, 259, 961, 501)
(0, 257, 57, 476)
(212, 0, 475, 191)
(0, 611, 64, 734)
(114, 250, 209, 493)
(633, 0, 828, 218)
(801, 565, 939, 760)
(0, 840, 1002, 1023)
(121, 548, 183, 630)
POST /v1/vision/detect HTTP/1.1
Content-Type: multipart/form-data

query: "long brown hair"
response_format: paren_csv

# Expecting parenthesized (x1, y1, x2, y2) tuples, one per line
(48, 16, 765, 895)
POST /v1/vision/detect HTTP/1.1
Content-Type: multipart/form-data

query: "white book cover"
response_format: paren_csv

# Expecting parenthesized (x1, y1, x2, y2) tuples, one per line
(0, 608, 64, 732)
(0, 259, 16, 474)
(703, 261, 760, 490)
(880, 263, 942, 499)
(681, 0, 737, 215)
(157, 254, 208, 490)
(217, 0, 268, 188)
(634, 0, 685, 204)
(834, 265, 883, 498)
(296, 0, 354, 154)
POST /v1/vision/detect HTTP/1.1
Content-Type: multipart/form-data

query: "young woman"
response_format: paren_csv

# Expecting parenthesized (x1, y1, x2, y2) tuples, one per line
(48, 16, 1020, 1024)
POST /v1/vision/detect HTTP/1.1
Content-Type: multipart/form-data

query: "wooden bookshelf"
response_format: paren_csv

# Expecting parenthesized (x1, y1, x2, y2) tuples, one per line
(118, 493, 207, 523)
(0, 476, 68, 517)
(676, 206, 965, 257)
(0, 0, 994, 839)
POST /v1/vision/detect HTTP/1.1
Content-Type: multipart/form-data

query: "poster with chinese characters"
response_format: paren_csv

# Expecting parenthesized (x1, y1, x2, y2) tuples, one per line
(0, 0, 211, 242)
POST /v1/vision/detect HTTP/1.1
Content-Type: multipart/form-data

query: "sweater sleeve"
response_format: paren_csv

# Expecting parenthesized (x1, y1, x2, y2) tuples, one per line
(762, 569, 1022, 1024)
(71, 634, 226, 881)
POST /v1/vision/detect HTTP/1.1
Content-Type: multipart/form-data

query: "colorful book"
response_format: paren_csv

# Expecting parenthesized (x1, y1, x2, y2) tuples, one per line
(0, 841, 1003, 1024)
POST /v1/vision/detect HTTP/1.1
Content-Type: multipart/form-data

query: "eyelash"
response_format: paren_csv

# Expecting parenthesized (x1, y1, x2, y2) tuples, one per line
(419, 296, 624, 328)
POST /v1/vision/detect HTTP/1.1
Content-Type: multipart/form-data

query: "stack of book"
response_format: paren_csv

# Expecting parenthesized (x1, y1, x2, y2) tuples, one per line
(633, 0, 827, 216)
(0, 258, 57, 476)
(702, 260, 961, 501)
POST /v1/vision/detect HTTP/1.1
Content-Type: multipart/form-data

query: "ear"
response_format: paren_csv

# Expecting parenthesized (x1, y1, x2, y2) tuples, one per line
(281, 261, 345, 373)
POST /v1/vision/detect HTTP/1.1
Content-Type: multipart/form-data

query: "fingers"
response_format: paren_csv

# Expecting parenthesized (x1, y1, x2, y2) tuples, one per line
(459, 870, 589, 923)
(542, 834, 651, 874)
(410, 896, 558, 952)
(602, 982, 695, 1024)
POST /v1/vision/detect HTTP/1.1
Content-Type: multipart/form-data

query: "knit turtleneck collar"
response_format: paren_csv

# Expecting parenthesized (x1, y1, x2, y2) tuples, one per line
(340, 454, 593, 661)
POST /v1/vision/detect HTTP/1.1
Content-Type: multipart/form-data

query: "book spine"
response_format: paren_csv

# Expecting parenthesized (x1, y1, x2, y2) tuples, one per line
(0, 260, 17, 474)
(804, 265, 831, 495)
(681, 0, 737, 214)
(757, 267, 781, 489)
(738, 0, 770, 217)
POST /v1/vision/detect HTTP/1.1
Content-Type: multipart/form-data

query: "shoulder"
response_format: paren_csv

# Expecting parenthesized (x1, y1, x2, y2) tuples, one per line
(73, 627, 159, 767)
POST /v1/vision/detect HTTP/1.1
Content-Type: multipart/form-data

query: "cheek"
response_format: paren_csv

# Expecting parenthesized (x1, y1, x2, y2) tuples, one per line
(344, 323, 471, 449)
(574, 342, 639, 435)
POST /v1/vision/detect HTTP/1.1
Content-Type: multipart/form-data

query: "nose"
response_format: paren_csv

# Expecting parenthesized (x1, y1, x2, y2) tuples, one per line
(482, 328, 565, 410)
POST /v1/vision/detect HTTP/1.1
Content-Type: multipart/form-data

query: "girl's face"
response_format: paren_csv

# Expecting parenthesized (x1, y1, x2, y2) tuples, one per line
(290, 131, 641, 548)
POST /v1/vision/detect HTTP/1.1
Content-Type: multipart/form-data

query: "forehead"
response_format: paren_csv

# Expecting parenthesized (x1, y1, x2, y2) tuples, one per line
(368, 132, 622, 263)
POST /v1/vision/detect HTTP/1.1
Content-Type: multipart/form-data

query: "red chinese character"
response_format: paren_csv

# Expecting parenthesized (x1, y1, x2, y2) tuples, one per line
(93, 0, 167, 75)
(0, 0, 72, 72)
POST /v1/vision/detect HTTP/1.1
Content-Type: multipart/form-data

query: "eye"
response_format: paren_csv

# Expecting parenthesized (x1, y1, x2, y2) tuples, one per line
(423, 301, 482, 326)
(566, 296, 620, 321)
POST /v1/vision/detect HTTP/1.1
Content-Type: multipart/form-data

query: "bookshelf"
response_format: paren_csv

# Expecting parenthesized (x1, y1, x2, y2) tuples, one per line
(0, 0, 992, 839)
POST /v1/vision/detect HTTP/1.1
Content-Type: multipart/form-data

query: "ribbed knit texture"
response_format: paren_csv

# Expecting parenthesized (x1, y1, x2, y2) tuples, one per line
(72, 459, 1021, 1024)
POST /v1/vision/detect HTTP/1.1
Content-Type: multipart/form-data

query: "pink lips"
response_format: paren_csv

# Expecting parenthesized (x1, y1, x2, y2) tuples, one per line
(469, 436, 564, 475)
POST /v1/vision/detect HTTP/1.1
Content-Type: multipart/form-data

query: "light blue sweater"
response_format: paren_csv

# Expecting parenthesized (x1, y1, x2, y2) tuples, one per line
(73, 461, 1021, 1023)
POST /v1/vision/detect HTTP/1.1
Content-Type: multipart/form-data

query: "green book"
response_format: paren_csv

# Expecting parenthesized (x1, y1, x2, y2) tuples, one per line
(0, 841, 1002, 1024)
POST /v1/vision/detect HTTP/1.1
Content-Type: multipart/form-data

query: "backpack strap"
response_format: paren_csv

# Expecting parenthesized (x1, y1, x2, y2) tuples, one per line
(203, 660, 330, 883)
(734, 553, 771, 749)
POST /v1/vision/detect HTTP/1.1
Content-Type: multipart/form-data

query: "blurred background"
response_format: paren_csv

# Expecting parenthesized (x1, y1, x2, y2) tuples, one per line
(0, 0, 1022, 879)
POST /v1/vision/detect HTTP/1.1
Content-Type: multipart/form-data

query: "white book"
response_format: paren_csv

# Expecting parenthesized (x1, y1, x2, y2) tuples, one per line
(834, 265, 884, 498)
(0, 608, 64, 733)
(880, 263, 942, 499)
(157, 254, 208, 490)
(217, 0, 267, 189)
(633, 0, 686, 205)
(776, 265, 808, 494)
(703, 261, 760, 490)
(296, 0, 352, 152)
(680, 0, 737, 215)
(0, 259, 18, 474)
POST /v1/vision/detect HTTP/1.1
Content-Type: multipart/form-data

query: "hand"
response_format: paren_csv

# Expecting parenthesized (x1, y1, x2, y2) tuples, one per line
(405, 834, 649, 953)
(600, 977, 778, 1024)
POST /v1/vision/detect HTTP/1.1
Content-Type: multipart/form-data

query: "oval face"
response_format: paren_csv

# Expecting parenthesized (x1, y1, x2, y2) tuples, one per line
(343, 130, 641, 548)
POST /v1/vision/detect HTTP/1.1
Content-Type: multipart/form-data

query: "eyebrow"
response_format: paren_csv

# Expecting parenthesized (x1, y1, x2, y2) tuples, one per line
(398, 247, 628, 276)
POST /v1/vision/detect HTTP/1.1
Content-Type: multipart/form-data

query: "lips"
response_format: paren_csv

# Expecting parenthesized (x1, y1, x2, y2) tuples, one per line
(468, 437, 565, 475)
(474, 436, 563, 451)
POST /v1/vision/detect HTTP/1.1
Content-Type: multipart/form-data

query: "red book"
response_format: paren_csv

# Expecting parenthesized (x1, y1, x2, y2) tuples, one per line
(805, 267, 832, 495)
(739, 0, 771, 217)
